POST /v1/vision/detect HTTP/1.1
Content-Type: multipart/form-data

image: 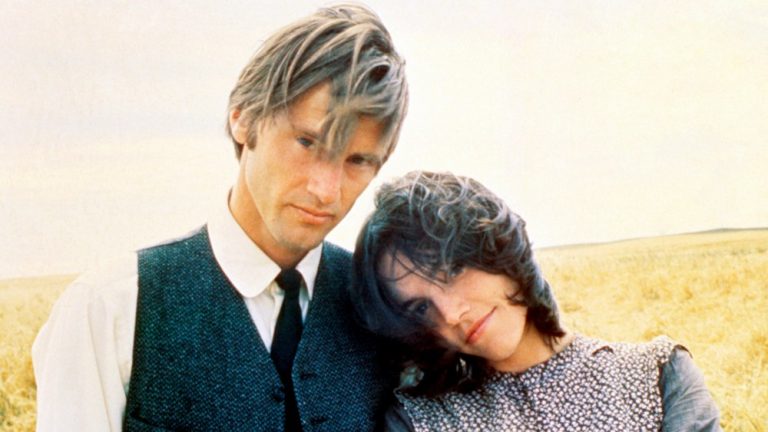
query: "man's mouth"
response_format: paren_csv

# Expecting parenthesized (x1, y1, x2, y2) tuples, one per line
(293, 205, 335, 224)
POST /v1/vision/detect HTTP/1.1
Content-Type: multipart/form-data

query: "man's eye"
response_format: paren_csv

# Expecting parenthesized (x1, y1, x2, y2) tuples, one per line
(347, 155, 367, 165)
(347, 154, 380, 168)
(297, 137, 314, 148)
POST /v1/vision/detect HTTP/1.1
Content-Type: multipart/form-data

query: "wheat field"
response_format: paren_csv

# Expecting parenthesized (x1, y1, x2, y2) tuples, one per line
(537, 229, 768, 431)
(1, 230, 766, 431)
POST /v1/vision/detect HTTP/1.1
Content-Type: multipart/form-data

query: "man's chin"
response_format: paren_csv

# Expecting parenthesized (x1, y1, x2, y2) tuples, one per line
(273, 221, 335, 253)
(282, 232, 327, 253)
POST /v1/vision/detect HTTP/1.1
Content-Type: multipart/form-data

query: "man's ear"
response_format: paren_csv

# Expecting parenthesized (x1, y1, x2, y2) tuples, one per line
(229, 109, 248, 145)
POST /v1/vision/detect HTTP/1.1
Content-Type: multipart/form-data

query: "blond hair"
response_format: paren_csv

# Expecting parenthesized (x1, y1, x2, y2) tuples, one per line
(227, 4, 408, 160)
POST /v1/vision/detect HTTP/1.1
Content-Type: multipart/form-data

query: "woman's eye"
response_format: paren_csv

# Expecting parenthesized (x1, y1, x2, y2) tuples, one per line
(413, 302, 429, 316)
(449, 266, 464, 278)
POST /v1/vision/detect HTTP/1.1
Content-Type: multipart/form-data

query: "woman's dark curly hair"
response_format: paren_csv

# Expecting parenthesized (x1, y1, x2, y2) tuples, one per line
(350, 171, 565, 396)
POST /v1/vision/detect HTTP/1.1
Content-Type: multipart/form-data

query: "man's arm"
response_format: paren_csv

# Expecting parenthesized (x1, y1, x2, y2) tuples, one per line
(661, 347, 722, 431)
(32, 255, 138, 432)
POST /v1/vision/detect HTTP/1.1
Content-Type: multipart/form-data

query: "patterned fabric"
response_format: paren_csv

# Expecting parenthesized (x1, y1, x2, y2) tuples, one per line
(125, 226, 396, 431)
(398, 335, 678, 432)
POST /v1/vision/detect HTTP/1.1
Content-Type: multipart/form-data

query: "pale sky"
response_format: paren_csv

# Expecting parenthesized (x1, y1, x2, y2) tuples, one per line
(1, 1, 766, 278)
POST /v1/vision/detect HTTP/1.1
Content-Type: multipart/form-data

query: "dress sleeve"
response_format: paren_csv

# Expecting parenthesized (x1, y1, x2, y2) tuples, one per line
(382, 399, 416, 432)
(660, 347, 722, 431)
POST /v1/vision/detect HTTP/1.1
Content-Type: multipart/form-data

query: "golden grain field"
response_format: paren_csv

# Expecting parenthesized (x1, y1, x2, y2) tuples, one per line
(1, 230, 767, 431)
(537, 229, 768, 431)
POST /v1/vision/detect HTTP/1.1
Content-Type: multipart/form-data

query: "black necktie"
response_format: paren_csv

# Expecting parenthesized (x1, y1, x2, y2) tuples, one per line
(271, 268, 304, 432)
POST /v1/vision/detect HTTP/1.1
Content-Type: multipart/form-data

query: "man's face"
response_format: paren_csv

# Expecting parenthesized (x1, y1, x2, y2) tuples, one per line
(229, 82, 387, 267)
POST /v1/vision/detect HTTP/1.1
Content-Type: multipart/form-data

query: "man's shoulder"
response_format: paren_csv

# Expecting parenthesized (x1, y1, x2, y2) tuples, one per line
(319, 241, 353, 274)
(139, 225, 207, 254)
(313, 242, 353, 296)
(321, 241, 352, 261)
(51, 252, 139, 319)
(60, 227, 208, 306)
(137, 226, 213, 273)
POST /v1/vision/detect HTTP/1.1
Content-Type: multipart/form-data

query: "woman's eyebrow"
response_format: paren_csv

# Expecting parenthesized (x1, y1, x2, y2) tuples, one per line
(397, 296, 422, 311)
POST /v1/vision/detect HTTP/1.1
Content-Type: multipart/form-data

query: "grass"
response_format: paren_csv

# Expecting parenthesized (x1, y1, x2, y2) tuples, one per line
(0, 275, 73, 431)
(1, 229, 766, 430)
(536, 229, 768, 431)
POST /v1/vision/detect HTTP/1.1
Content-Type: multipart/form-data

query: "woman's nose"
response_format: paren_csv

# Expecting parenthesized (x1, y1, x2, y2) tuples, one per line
(435, 293, 469, 326)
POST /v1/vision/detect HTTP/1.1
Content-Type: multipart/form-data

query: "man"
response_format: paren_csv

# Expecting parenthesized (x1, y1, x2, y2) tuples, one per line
(32, 4, 408, 431)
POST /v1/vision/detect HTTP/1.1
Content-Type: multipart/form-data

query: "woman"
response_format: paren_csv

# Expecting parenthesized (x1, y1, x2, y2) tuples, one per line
(350, 171, 721, 431)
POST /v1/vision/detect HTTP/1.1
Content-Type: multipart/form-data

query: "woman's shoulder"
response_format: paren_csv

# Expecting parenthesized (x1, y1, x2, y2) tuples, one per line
(383, 400, 416, 432)
(580, 334, 682, 365)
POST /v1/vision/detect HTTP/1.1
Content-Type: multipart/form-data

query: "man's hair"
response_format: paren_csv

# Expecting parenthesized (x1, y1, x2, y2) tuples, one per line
(350, 171, 565, 396)
(227, 4, 408, 160)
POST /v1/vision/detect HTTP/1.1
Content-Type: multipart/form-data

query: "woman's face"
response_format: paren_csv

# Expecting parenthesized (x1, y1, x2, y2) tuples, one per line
(381, 253, 542, 372)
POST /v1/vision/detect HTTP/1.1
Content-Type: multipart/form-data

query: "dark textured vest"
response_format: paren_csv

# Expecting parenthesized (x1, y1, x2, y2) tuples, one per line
(124, 226, 396, 431)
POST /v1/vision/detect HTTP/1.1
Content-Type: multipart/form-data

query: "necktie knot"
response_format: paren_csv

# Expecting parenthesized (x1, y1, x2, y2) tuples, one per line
(276, 268, 302, 298)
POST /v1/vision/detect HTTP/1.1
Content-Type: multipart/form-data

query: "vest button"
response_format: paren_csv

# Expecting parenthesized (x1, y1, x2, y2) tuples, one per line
(299, 371, 317, 380)
(272, 386, 285, 402)
(310, 416, 328, 425)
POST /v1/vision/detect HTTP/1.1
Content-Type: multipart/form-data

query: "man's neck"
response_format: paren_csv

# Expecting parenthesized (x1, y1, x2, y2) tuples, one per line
(228, 188, 308, 269)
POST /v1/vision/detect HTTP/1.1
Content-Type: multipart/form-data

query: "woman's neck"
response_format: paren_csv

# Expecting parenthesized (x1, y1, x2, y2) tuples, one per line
(490, 325, 574, 373)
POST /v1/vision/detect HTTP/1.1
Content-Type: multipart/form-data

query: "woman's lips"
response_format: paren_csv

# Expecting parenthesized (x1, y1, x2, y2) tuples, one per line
(465, 307, 495, 344)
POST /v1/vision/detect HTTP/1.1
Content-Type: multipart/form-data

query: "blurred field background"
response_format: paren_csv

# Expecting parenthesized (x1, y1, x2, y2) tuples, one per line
(539, 229, 768, 431)
(1, 230, 766, 431)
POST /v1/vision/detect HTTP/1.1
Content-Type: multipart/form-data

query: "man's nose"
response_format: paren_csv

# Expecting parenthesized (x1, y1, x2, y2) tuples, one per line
(307, 159, 343, 206)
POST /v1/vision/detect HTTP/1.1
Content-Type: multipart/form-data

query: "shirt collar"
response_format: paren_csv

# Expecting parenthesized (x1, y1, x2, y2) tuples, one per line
(208, 195, 323, 299)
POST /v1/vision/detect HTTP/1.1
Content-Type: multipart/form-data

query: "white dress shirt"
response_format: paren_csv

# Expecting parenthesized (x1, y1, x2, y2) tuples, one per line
(31, 200, 323, 432)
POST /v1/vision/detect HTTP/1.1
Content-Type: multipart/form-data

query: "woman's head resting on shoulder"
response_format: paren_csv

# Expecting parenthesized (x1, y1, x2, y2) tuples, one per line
(350, 171, 566, 395)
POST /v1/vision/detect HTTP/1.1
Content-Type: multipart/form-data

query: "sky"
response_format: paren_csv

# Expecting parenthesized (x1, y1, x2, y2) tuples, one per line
(1, 0, 766, 278)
